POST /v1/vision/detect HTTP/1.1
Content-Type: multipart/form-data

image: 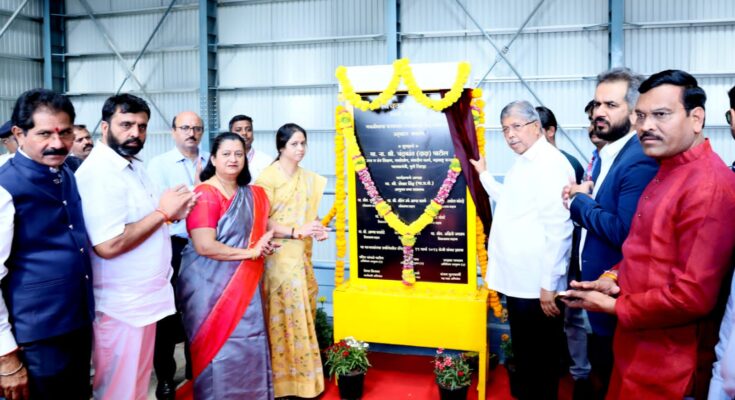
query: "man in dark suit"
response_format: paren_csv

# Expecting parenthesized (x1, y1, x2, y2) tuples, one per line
(562, 68, 658, 399)
(0, 89, 94, 399)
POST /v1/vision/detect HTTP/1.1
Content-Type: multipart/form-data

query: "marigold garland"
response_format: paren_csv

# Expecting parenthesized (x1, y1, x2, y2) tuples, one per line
(336, 105, 462, 285)
(470, 88, 503, 318)
(332, 60, 502, 307)
(332, 108, 349, 286)
(335, 58, 471, 112)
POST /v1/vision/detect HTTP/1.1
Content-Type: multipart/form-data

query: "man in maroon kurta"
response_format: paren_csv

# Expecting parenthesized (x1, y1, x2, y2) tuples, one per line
(564, 69, 735, 400)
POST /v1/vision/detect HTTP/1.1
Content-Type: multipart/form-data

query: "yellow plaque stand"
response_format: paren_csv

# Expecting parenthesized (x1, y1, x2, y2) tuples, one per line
(333, 62, 488, 400)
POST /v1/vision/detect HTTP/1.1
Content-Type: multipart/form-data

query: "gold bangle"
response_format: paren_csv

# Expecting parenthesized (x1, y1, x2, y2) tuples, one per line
(0, 361, 23, 377)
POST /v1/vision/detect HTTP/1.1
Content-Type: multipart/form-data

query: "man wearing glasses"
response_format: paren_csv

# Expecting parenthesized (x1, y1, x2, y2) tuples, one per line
(145, 111, 208, 399)
(0, 121, 17, 167)
(470, 100, 573, 400)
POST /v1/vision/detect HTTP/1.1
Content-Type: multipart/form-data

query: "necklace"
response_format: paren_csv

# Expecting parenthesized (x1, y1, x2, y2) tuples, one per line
(215, 175, 236, 198)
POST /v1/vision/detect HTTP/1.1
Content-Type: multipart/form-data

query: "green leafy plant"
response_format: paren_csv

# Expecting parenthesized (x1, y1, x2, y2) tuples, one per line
(433, 348, 472, 390)
(324, 337, 371, 378)
(500, 333, 514, 361)
(315, 296, 333, 351)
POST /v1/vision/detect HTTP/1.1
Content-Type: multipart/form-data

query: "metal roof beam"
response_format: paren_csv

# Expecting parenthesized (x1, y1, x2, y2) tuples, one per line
(76, 0, 171, 133)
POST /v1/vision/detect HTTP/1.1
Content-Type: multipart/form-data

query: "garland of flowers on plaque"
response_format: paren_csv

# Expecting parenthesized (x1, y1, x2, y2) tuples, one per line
(321, 111, 348, 286)
(335, 59, 471, 112)
(329, 59, 504, 304)
(336, 106, 461, 285)
(470, 89, 503, 319)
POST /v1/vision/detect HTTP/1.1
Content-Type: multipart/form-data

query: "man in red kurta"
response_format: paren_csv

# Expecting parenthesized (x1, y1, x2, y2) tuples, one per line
(564, 69, 735, 400)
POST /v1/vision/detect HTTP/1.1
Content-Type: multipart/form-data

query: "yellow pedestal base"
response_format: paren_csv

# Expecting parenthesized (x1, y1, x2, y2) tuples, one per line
(333, 281, 489, 399)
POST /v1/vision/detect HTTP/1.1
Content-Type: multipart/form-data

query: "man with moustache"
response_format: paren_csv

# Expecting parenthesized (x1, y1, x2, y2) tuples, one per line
(564, 70, 735, 400)
(75, 94, 197, 399)
(471, 101, 573, 400)
(561, 68, 658, 399)
(0, 89, 94, 399)
(229, 114, 271, 180)
(65, 125, 93, 172)
(146, 111, 208, 398)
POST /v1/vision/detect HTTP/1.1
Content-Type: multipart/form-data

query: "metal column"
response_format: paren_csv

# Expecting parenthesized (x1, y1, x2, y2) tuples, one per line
(455, 0, 588, 161)
(608, 0, 625, 68)
(200, 0, 217, 152)
(385, 0, 399, 62)
(43, 0, 65, 91)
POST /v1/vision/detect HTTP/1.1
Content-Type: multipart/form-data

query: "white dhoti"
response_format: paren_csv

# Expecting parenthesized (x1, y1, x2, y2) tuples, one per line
(92, 312, 157, 400)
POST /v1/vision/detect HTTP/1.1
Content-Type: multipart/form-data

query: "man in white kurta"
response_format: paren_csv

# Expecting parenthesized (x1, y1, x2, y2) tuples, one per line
(75, 94, 196, 400)
(471, 100, 573, 400)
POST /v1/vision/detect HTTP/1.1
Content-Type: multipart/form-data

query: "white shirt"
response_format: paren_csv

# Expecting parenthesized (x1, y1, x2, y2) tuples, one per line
(577, 131, 636, 272)
(75, 141, 175, 327)
(146, 147, 209, 238)
(248, 147, 272, 182)
(479, 137, 573, 298)
(0, 151, 64, 355)
(0, 176, 16, 355)
(709, 274, 735, 399)
(0, 152, 13, 167)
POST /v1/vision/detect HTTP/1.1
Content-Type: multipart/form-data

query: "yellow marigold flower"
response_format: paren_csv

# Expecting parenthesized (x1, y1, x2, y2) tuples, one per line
(400, 235, 416, 247)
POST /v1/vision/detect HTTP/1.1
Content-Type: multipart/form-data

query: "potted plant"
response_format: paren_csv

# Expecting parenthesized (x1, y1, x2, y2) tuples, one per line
(314, 296, 333, 376)
(500, 333, 521, 398)
(325, 337, 371, 400)
(433, 348, 472, 400)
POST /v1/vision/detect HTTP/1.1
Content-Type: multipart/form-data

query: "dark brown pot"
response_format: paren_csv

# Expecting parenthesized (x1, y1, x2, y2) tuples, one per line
(337, 371, 365, 400)
(437, 383, 469, 400)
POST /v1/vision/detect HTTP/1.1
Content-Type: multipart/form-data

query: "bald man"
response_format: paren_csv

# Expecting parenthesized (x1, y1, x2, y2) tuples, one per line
(146, 111, 208, 398)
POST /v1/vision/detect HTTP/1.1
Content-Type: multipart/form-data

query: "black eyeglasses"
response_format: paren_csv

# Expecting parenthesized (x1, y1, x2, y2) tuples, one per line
(176, 125, 204, 134)
(726, 110, 732, 125)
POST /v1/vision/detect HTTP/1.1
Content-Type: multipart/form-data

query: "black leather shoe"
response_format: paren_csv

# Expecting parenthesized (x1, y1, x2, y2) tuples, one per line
(155, 379, 176, 400)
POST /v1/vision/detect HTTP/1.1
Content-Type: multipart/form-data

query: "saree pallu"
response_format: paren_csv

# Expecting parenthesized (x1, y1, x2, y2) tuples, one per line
(256, 164, 327, 398)
(176, 185, 274, 400)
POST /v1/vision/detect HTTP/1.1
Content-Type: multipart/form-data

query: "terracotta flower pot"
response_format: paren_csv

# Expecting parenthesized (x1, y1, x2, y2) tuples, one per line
(437, 383, 469, 400)
(337, 371, 365, 400)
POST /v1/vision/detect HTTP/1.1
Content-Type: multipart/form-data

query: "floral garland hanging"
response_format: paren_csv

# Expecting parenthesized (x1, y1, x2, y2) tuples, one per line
(335, 58, 471, 112)
(338, 106, 461, 285)
(470, 88, 503, 319)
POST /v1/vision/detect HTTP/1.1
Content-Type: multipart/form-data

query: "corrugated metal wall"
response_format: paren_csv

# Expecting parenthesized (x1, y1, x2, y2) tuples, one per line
(402, 0, 609, 172)
(0, 0, 43, 135)
(216, 0, 387, 307)
(624, 0, 735, 162)
(63, 0, 200, 160)
(4, 0, 733, 312)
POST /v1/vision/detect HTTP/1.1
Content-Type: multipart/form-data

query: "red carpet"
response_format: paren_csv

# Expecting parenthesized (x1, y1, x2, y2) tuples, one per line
(321, 352, 573, 400)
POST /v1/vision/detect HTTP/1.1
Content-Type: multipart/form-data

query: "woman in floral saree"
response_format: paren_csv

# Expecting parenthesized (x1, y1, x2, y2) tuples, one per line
(256, 123, 329, 398)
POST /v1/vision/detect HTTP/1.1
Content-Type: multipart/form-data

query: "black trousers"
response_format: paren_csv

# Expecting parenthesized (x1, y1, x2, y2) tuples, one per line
(154, 236, 192, 381)
(506, 296, 564, 400)
(14, 326, 92, 400)
(588, 333, 614, 400)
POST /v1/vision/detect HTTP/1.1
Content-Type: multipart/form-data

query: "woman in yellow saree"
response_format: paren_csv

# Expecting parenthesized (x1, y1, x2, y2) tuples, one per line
(256, 123, 328, 398)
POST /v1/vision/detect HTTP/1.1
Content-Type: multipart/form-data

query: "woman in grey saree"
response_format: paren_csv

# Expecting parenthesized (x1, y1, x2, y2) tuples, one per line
(176, 133, 276, 399)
